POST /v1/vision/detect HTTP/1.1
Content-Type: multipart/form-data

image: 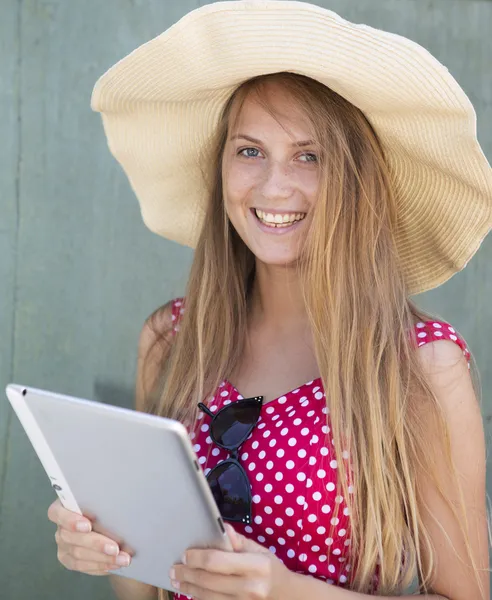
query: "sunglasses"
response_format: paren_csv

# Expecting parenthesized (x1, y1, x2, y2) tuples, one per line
(197, 395, 263, 525)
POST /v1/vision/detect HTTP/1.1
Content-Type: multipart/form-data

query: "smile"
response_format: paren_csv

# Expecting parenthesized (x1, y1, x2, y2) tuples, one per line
(253, 208, 306, 228)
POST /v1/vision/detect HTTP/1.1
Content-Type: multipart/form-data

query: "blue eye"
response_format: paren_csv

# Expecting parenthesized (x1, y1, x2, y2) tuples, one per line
(238, 147, 261, 158)
(299, 153, 318, 163)
(236, 148, 318, 162)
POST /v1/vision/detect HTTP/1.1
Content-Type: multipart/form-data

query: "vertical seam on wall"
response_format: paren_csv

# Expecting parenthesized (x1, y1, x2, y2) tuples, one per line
(0, 0, 22, 530)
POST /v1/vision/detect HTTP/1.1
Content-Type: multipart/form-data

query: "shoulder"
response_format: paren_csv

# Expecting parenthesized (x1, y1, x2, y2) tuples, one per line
(413, 319, 481, 502)
(413, 318, 477, 443)
(414, 318, 473, 412)
(138, 297, 184, 357)
(417, 336, 476, 420)
(413, 318, 471, 369)
(135, 297, 184, 411)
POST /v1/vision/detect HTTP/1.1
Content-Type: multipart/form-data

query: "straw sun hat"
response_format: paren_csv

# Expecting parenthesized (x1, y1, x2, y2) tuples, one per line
(91, 0, 492, 295)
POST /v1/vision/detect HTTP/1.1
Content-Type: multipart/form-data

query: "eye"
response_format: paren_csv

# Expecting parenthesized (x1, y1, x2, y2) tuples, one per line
(298, 153, 318, 163)
(238, 147, 262, 158)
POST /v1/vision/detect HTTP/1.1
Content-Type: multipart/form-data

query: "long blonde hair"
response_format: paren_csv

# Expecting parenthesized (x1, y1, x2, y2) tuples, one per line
(146, 72, 488, 597)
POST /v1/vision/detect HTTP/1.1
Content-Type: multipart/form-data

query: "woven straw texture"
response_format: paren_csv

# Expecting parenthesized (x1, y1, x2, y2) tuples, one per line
(91, 0, 492, 295)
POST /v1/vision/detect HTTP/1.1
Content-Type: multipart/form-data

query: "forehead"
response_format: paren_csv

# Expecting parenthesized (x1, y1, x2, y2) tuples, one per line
(228, 81, 313, 139)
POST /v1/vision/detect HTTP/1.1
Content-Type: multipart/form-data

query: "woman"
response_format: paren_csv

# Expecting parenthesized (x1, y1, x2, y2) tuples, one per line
(48, 2, 491, 599)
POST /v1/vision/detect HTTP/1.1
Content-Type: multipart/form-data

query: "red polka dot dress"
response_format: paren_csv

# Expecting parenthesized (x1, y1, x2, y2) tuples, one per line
(170, 298, 471, 596)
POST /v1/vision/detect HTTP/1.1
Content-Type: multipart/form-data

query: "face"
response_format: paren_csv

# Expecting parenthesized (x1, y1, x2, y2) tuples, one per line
(221, 82, 319, 266)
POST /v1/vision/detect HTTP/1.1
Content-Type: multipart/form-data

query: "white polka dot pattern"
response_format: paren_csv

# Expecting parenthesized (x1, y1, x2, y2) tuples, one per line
(170, 298, 472, 594)
(190, 376, 354, 584)
(414, 321, 471, 368)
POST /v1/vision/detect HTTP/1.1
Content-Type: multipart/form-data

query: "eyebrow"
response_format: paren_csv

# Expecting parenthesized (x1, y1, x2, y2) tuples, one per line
(229, 134, 315, 147)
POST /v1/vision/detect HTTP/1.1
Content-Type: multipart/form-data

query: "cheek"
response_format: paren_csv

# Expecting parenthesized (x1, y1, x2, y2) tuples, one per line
(298, 170, 319, 204)
(224, 162, 257, 204)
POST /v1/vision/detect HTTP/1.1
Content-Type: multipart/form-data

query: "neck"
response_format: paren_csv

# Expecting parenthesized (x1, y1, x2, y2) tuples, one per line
(249, 260, 308, 332)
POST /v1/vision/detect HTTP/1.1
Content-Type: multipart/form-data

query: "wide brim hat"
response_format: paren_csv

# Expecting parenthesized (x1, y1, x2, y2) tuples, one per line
(91, 0, 492, 295)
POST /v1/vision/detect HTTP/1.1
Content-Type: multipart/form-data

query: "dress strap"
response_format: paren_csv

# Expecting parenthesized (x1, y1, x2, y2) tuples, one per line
(170, 297, 185, 336)
(413, 319, 471, 365)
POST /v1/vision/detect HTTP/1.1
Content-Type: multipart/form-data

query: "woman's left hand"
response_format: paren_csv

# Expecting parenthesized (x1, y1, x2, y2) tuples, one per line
(170, 523, 295, 600)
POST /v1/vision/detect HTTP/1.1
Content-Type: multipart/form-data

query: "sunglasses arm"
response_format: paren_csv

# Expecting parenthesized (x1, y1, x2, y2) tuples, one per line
(197, 402, 214, 418)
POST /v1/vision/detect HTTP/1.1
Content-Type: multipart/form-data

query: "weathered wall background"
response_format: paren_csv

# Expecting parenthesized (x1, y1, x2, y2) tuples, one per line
(0, 0, 490, 597)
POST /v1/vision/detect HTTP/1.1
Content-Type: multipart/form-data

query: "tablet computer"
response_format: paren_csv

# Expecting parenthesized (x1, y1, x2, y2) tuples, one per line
(5, 383, 232, 592)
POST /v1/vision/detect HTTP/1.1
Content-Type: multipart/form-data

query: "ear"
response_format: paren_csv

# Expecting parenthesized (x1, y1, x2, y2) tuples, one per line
(225, 523, 270, 554)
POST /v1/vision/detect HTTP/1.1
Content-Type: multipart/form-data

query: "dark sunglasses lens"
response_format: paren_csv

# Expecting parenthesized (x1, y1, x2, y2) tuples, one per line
(212, 399, 262, 448)
(208, 461, 251, 522)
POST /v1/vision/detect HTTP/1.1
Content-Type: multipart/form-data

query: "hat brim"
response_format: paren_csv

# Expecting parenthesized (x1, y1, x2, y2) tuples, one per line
(91, 0, 492, 295)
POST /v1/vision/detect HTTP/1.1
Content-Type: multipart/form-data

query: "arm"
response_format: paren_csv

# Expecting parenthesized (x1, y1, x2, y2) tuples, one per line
(286, 574, 448, 599)
(109, 301, 176, 600)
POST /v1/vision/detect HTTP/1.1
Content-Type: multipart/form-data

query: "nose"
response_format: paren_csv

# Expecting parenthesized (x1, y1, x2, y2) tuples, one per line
(259, 161, 295, 201)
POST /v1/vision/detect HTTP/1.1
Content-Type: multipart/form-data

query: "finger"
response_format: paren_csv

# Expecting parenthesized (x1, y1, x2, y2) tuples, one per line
(224, 523, 270, 555)
(183, 547, 268, 576)
(172, 566, 242, 596)
(58, 549, 122, 575)
(55, 527, 129, 563)
(48, 500, 92, 533)
(225, 523, 242, 552)
(57, 537, 131, 568)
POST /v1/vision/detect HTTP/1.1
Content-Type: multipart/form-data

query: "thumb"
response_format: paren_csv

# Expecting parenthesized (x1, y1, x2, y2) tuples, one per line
(224, 523, 270, 554)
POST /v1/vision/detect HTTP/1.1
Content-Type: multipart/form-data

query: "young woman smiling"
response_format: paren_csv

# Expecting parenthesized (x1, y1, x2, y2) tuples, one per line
(48, 2, 492, 599)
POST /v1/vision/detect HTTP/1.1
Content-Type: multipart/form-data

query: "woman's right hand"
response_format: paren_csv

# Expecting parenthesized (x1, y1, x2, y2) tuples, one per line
(48, 499, 132, 576)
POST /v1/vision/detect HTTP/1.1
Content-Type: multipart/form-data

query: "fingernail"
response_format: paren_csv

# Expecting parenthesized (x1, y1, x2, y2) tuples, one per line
(181, 553, 187, 565)
(171, 580, 180, 590)
(115, 554, 130, 567)
(169, 568, 175, 580)
(76, 521, 91, 533)
(104, 543, 119, 556)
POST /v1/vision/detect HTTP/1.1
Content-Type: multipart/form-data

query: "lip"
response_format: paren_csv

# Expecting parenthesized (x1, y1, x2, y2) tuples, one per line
(249, 208, 306, 235)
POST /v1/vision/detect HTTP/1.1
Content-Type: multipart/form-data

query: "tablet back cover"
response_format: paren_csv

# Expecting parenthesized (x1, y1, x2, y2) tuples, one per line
(6, 384, 229, 592)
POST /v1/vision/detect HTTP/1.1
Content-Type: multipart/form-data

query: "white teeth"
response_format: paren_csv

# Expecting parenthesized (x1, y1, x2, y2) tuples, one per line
(255, 209, 306, 226)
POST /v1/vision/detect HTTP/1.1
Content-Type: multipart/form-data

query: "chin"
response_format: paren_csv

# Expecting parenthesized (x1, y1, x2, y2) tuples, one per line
(251, 247, 300, 267)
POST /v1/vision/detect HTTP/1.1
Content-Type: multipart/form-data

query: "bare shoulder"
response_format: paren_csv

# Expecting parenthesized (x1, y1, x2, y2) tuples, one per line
(138, 300, 176, 359)
(136, 300, 176, 412)
(417, 336, 468, 368)
(417, 339, 474, 405)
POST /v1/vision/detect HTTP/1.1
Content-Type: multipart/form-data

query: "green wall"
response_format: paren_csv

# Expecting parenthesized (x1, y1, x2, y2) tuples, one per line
(1, 0, 490, 597)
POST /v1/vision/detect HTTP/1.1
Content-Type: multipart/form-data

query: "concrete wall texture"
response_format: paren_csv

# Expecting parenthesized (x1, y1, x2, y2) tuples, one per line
(1, 0, 491, 597)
